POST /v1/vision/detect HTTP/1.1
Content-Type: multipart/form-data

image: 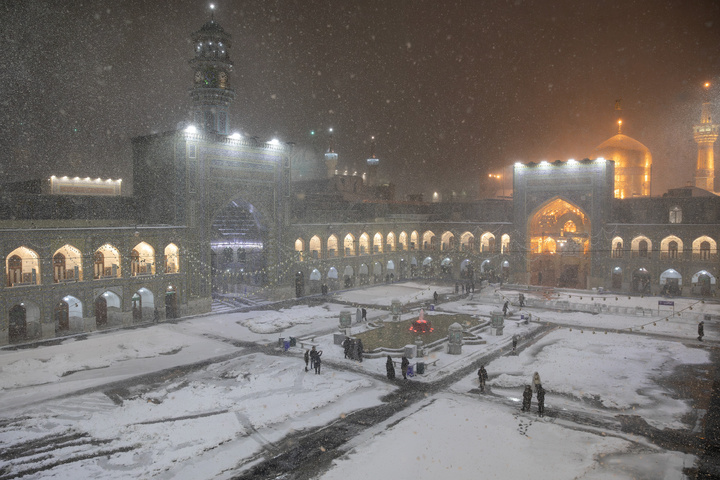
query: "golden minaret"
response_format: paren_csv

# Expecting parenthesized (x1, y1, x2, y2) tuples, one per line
(693, 82, 719, 192)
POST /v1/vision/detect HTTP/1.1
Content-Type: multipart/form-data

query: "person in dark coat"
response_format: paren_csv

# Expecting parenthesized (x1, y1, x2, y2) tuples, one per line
(502, 301, 509, 316)
(478, 365, 488, 392)
(386, 356, 396, 380)
(309, 346, 319, 370)
(401, 356, 410, 380)
(342, 337, 351, 359)
(698, 321, 705, 341)
(433, 291, 439, 304)
(519, 294, 525, 307)
(314, 352, 322, 374)
(512, 335, 518, 352)
(536, 384, 545, 416)
(356, 339, 364, 362)
(522, 385, 532, 411)
(361, 308, 367, 322)
(304, 349, 310, 372)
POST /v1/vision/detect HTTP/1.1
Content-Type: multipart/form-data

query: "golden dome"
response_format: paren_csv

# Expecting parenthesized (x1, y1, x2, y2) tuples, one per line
(593, 133, 652, 198)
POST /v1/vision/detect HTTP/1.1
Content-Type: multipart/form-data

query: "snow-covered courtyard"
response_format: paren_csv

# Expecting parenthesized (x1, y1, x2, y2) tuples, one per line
(0, 282, 716, 479)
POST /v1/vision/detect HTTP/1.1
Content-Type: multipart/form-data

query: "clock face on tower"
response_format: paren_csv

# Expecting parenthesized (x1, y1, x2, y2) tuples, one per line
(203, 70, 217, 87)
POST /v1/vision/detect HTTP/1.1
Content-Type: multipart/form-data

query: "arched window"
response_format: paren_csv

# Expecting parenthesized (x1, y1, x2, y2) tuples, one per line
(441, 232, 455, 251)
(501, 234, 510, 254)
(327, 235, 339, 257)
(399, 232, 408, 251)
(460, 232, 474, 252)
(130, 242, 155, 276)
(480, 233, 495, 253)
(373, 233, 383, 253)
(344, 234, 356, 256)
(295, 238, 305, 262)
(422, 231, 436, 250)
(612, 237, 624, 258)
(631, 236, 652, 258)
(692, 236, 716, 260)
(410, 231, 419, 250)
(660, 235, 683, 260)
(94, 244, 121, 278)
(359, 233, 370, 255)
(310, 235, 321, 259)
(165, 243, 180, 274)
(6, 247, 41, 286)
(386, 232, 396, 252)
(54, 245, 82, 281)
(53, 253, 66, 283)
(669, 206, 682, 224)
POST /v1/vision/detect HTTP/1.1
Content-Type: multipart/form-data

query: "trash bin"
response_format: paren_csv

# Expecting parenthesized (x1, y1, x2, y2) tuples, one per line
(407, 365, 414, 377)
(416, 362, 425, 374)
(430, 304, 435, 311)
(283, 340, 290, 351)
(289, 336, 297, 347)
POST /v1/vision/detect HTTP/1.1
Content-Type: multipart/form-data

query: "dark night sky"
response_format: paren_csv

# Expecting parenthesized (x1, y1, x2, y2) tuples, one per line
(1, 0, 719, 199)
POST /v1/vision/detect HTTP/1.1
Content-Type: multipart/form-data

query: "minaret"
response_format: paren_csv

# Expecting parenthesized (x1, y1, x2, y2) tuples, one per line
(324, 128, 338, 178)
(366, 136, 379, 187)
(693, 82, 719, 191)
(189, 5, 236, 134)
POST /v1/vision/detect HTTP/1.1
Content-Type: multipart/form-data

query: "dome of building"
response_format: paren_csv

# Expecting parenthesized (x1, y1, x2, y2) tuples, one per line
(592, 133, 652, 198)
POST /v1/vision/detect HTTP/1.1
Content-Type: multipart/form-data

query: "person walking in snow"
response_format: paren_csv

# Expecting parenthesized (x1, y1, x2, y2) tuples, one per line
(401, 356, 410, 380)
(698, 321, 705, 341)
(356, 339, 364, 362)
(386, 356, 396, 380)
(304, 349, 310, 372)
(532, 372, 542, 392)
(512, 335, 518, 353)
(342, 337, 351, 359)
(522, 385, 532, 412)
(478, 365, 488, 392)
(502, 301, 509, 317)
(314, 352, 322, 374)
(309, 346, 319, 370)
(361, 307, 367, 322)
(433, 291, 439, 304)
(536, 384, 545, 416)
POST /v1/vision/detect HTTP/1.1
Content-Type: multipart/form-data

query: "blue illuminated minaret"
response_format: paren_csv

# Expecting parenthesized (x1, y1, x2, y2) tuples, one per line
(366, 136, 379, 186)
(188, 5, 236, 134)
(324, 128, 338, 178)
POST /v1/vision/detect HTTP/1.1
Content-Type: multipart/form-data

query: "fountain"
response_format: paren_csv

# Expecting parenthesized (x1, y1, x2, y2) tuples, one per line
(409, 308, 434, 334)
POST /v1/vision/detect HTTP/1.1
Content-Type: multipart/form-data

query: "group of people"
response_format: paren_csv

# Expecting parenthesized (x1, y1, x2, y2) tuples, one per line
(304, 346, 323, 374)
(386, 356, 411, 380)
(342, 337, 364, 362)
(521, 371, 545, 416)
(454, 282, 477, 294)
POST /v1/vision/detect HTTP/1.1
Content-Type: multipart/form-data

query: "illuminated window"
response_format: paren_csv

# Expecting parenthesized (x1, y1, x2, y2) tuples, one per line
(669, 206, 682, 224)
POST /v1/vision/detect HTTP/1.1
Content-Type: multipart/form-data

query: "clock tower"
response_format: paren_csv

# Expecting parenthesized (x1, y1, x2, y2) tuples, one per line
(189, 13, 236, 134)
